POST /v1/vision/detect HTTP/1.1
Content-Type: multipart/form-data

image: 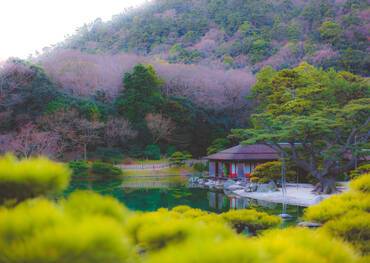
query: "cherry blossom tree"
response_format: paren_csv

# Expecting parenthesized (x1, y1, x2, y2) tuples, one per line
(104, 117, 137, 147)
(9, 123, 61, 158)
(145, 113, 175, 143)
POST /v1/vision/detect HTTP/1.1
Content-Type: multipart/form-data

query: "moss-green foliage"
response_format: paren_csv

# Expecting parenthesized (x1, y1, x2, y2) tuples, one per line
(145, 228, 358, 263)
(350, 164, 370, 179)
(221, 209, 282, 234)
(251, 161, 297, 184)
(304, 173, 370, 254)
(68, 160, 89, 177)
(0, 196, 133, 263)
(91, 161, 122, 177)
(0, 155, 71, 203)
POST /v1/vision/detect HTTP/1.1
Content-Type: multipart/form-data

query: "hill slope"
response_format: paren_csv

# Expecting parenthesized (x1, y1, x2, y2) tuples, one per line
(62, 0, 370, 75)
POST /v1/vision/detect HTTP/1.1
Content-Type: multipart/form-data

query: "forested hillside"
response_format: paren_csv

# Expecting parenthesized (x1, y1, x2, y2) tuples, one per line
(0, 0, 369, 160)
(63, 0, 369, 75)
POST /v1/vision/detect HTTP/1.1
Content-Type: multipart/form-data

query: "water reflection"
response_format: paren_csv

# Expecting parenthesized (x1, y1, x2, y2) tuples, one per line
(65, 177, 304, 225)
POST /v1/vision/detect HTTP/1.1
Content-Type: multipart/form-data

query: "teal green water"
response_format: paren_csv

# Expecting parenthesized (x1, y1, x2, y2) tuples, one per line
(65, 175, 304, 225)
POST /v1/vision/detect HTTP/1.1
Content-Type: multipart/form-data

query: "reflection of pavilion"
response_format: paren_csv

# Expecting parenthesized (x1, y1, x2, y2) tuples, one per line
(229, 197, 250, 209)
(208, 191, 227, 210)
(208, 191, 251, 210)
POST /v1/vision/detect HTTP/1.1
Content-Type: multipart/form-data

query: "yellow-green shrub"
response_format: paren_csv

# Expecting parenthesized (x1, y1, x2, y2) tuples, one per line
(0, 154, 71, 203)
(350, 173, 370, 193)
(0, 196, 134, 263)
(350, 164, 370, 179)
(322, 211, 370, 254)
(221, 209, 282, 233)
(304, 173, 370, 255)
(61, 190, 130, 223)
(304, 191, 370, 223)
(144, 228, 358, 263)
(124, 209, 234, 252)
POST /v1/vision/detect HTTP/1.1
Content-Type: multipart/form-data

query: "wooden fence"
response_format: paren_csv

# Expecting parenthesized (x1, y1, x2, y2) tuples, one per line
(117, 159, 207, 170)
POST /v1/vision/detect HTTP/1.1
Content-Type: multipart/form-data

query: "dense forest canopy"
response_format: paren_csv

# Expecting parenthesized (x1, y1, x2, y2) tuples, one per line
(62, 0, 370, 75)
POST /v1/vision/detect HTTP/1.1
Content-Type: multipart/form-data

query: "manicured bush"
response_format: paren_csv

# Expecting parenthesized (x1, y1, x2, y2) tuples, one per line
(0, 154, 71, 203)
(349, 164, 370, 179)
(62, 191, 129, 222)
(303, 173, 370, 255)
(124, 211, 234, 253)
(89, 147, 124, 164)
(322, 211, 370, 255)
(350, 172, 370, 193)
(304, 191, 370, 223)
(0, 198, 134, 263)
(144, 144, 161, 160)
(91, 161, 122, 177)
(169, 151, 192, 167)
(68, 160, 89, 177)
(221, 209, 282, 234)
(145, 228, 358, 263)
(251, 161, 296, 184)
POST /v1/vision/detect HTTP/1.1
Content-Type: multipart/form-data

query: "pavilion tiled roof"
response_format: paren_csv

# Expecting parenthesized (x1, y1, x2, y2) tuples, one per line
(205, 144, 280, 161)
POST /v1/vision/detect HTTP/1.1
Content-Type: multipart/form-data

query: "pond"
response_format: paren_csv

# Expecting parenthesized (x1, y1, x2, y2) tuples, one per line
(65, 174, 305, 226)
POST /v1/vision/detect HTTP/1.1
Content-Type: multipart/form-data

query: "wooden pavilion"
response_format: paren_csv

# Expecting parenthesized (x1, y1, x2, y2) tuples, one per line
(205, 144, 280, 179)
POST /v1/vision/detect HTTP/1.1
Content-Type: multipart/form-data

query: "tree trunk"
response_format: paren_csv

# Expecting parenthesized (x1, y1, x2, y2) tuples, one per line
(313, 175, 337, 194)
(83, 143, 87, 161)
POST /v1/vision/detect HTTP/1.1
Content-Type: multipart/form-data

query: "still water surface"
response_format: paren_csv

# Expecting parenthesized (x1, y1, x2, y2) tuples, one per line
(65, 174, 304, 225)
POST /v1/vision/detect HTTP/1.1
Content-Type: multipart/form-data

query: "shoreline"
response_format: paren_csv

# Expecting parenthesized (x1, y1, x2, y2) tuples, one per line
(231, 184, 348, 207)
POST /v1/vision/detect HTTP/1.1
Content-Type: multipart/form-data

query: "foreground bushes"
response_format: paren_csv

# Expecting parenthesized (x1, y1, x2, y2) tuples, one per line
(0, 156, 367, 262)
(221, 209, 282, 234)
(145, 228, 358, 263)
(0, 155, 70, 204)
(0, 194, 134, 263)
(304, 173, 370, 255)
(349, 164, 370, 179)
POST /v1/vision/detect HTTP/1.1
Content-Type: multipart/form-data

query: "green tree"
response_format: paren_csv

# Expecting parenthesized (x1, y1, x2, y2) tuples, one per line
(116, 64, 164, 123)
(144, 144, 161, 160)
(206, 138, 231, 155)
(169, 151, 192, 167)
(250, 161, 297, 184)
(233, 63, 370, 193)
(319, 21, 342, 43)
